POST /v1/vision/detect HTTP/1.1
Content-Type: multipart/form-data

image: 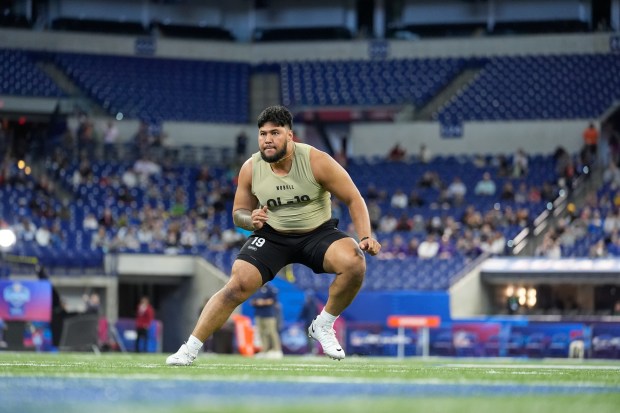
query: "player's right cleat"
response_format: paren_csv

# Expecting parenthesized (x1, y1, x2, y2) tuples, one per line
(308, 318, 345, 360)
(166, 343, 196, 366)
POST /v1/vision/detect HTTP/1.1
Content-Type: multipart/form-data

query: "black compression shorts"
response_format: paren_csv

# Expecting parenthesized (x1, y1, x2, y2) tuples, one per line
(236, 218, 350, 284)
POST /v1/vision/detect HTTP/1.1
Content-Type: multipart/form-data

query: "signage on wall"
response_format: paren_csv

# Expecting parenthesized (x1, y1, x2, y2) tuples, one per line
(368, 40, 389, 60)
(135, 37, 157, 56)
(440, 122, 463, 138)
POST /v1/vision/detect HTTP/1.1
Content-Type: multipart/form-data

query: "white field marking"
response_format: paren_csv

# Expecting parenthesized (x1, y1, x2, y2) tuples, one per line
(0, 370, 616, 390)
(443, 363, 620, 370)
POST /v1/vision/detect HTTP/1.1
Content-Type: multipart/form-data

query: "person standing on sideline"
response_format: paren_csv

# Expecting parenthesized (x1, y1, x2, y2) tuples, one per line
(135, 296, 155, 353)
(250, 283, 283, 358)
(167, 105, 381, 365)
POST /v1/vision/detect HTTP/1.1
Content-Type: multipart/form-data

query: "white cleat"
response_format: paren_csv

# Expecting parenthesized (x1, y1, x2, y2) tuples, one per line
(166, 343, 196, 366)
(308, 318, 345, 360)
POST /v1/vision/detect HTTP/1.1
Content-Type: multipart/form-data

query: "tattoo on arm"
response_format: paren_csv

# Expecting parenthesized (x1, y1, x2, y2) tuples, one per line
(233, 209, 254, 231)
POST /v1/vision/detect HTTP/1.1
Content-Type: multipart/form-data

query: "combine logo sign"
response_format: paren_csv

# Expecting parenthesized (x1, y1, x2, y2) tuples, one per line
(3, 282, 31, 317)
(0, 280, 51, 322)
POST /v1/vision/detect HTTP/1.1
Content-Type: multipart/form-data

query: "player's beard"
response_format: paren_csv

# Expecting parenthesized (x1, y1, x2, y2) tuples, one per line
(260, 141, 288, 163)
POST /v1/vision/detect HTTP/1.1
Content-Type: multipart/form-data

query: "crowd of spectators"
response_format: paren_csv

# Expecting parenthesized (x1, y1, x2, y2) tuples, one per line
(3, 112, 606, 279)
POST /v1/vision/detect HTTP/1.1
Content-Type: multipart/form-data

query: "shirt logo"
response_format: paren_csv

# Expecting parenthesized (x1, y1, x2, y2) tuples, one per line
(276, 185, 295, 191)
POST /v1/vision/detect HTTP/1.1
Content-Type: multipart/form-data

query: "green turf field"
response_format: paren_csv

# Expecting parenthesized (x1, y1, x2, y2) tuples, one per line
(1, 352, 619, 413)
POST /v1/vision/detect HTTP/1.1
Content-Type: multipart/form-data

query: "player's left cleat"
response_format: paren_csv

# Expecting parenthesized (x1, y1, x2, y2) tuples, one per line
(166, 343, 196, 366)
(308, 318, 345, 360)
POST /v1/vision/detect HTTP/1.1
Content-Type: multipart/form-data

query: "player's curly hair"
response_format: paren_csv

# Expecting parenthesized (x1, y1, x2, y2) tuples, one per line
(257, 105, 293, 129)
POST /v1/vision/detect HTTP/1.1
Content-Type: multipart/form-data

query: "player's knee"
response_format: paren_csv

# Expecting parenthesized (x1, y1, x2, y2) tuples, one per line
(342, 251, 366, 284)
(222, 281, 255, 305)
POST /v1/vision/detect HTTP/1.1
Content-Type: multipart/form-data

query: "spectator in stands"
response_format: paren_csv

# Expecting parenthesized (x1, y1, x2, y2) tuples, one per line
(589, 239, 608, 258)
(418, 144, 432, 163)
(367, 200, 381, 231)
(494, 154, 511, 177)
(500, 181, 515, 201)
(395, 213, 413, 231)
(553, 146, 575, 186)
(71, 158, 94, 189)
(132, 120, 152, 158)
(91, 227, 111, 252)
(446, 176, 467, 205)
(365, 183, 385, 202)
(456, 229, 482, 258)
(35, 224, 51, 247)
(385, 234, 408, 259)
(133, 155, 162, 187)
(408, 190, 425, 207)
(387, 142, 406, 162)
(474, 172, 496, 196)
(121, 167, 138, 189)
(98, 207, 115, 230)
(196, 165, 213, 185)
(378, 212, 398, 233)
(135, 296, 155, 353)
(535, 232, 561, 258)
(484, 230, 507, 256)
(514, 182, 529, 204)
(437, 235, 456, 259)
(540, 181, 557, 202)
(426, 215, 444, 237)
(179, 222, 198, 249)
(603, 161, 620, 189)
(603, 210, 620, 235)
(405, 237, 420, 256)
(512, 148, 529, 177)
(76, 116, 97, 161)
(527, 185, 542, 204)
(236, 130, 248, 164)
(82, 212, 99, 231)
(582, 121, 599, 166)
(102, 119, 119, 161)
(117, 226, 140, 251)
(417, 233, 439, 259)
(221, 227, 246, 249)
(13, 217, 37, 242)
(164, 221, 181, 253)
(435, 188, 452, 209)
(417, 171, 442, 190)
(462, 205, 483, 230)
(390, 188, 408, 209)
(411, 214, 426, 233)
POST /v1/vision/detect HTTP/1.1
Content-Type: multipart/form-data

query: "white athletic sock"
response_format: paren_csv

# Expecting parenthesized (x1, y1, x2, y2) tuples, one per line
(317, 309, 338, 327)
(186, 335, 203, 355)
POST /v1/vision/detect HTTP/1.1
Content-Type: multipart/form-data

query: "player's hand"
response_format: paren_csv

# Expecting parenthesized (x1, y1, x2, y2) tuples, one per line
(359, 237, 381, 256)
(252, 205, 269, 229)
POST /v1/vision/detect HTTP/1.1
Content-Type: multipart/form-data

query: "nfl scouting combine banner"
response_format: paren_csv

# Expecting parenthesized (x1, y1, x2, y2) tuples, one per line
(0, 280, 51, 322)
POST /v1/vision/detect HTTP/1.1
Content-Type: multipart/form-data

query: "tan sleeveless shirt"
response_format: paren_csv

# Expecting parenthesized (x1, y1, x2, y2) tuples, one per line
(251, 142, 331, 232)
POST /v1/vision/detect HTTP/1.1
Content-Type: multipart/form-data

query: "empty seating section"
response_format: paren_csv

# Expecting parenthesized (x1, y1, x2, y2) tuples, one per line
(437, 54, 620, 123)
(3, 49, 618, 122)
(53, 53, 250, 123)
(280, 58, 467, 107)
(0, 49, 66, 97)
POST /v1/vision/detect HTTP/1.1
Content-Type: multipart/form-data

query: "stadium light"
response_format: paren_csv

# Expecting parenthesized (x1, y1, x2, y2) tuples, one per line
(0, 228, 17, 249)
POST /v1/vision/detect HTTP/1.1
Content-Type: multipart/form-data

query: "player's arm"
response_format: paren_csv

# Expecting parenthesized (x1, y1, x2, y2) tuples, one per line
(310, 149, 381, 256)
(232, 159, 268, 230)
